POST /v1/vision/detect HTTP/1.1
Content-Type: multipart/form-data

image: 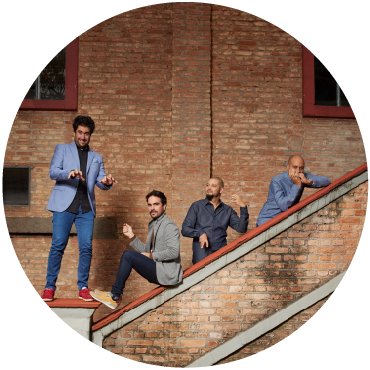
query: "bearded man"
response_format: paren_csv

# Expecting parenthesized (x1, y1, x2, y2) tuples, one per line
(181, 177, 249, 264)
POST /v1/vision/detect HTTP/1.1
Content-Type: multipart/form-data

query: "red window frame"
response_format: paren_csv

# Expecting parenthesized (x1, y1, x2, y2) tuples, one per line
(302, 45, 354, 119)
(20, 38, 79, 111)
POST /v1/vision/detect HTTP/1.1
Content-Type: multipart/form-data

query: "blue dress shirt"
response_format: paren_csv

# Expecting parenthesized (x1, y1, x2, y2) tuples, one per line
(181, 198, 249, 259)
(256, 171, 331, 227)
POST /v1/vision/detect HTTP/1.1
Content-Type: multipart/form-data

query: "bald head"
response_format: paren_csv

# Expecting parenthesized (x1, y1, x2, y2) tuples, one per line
(210, 177, 224, 188)
(287, 155, 305, 173)
(288, 155, 304, 166)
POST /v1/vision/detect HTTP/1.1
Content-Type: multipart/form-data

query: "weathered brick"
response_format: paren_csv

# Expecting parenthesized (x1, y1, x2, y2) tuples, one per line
(7, 3, 366, 368)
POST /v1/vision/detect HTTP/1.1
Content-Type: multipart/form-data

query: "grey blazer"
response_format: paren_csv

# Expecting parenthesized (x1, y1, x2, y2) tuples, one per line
(130, 213, 183, 286)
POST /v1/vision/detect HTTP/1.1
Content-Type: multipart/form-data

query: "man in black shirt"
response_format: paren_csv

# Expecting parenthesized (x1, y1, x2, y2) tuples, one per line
(41, 116, 117, 302)
(181, 177, 249, 264)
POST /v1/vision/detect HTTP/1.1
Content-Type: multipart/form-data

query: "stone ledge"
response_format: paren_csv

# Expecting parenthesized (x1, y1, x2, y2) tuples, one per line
(46, 298, 101, 308)
(6, 216, 119, 239)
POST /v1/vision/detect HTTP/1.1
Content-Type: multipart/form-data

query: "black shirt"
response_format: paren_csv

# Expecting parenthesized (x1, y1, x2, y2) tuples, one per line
(65, 143, 92, 214)
(181, 198, 249, 252)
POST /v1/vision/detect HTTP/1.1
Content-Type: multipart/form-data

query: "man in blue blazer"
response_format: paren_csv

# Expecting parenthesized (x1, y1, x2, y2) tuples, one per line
(42, 116, 116, 302)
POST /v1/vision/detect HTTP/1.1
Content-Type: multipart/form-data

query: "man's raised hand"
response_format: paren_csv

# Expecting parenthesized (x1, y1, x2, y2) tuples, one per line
(68, 169, 85, 181)
(231, 194, 246, 207)
(288, 169, 302, 186)
(298, 173, 313, 185)
(123, 223, 135, 239)
(100, 174, 117, 186)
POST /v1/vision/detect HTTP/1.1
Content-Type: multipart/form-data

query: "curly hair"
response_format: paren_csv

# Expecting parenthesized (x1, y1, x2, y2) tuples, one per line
(72, 115, 95, 134)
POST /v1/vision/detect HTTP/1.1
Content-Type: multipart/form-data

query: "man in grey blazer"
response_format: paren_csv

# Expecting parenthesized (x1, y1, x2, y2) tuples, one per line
(41, 116, 116, 302)
(91, 190, 183, 309)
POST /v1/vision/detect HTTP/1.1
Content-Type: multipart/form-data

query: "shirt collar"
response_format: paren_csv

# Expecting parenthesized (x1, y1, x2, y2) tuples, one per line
(74, 141, 89, 152)
(151, 211, 167, 223)
(203, 197, 224, 207)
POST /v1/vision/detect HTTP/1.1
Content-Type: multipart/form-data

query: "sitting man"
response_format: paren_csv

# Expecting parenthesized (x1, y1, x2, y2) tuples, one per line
(91, 190, 183, 309)
(256, 155, 331, 227)
(181, 177, 249, 264)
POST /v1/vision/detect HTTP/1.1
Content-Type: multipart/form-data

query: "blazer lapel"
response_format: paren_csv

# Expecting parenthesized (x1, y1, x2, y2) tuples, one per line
(146, 223, 155, 250)
(86, 149, 94, 175)
(152, 214, 167, 250)
(69, 142, 80, 170)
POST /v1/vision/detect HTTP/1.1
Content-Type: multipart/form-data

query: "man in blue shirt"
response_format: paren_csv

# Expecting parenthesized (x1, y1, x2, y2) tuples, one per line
(181, 177, 249, 264)
(256, 155, 331, 227)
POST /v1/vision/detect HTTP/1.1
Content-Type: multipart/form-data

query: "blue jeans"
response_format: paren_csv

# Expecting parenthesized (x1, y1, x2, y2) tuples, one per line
(111, 250, 159, 297)
(45, 206, 94, 291)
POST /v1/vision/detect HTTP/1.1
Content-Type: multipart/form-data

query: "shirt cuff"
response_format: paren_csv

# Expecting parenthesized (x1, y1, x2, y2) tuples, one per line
(197, 228, 206, 238)
(240, 205, 248, 214)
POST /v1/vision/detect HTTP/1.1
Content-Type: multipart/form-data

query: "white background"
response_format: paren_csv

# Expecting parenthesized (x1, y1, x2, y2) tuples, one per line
(0, 1, 368, 369)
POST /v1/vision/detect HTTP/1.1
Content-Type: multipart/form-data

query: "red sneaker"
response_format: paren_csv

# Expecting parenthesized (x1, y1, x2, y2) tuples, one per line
(41, 288, 55, 302)
(79, 287, 93, 302)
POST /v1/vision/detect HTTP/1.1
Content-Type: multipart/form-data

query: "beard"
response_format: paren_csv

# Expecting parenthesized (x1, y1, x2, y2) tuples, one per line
(75, 139, 89, 149)
(150, 211, 158, 219)
(206, 194, 214, 201)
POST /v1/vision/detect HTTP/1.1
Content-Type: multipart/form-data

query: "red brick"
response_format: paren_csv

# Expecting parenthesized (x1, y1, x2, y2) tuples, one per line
(7, 4, 366, 367)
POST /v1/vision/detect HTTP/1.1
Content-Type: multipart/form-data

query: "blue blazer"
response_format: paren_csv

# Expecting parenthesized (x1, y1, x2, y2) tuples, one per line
(46, 142, 111, 216)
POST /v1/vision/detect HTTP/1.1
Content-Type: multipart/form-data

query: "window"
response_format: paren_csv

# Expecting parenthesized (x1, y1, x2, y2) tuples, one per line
(25, 48, 66, 101)
(3, 167, 31, 206)
(302, 45, 354, 118)
(20, 38, 79, 111)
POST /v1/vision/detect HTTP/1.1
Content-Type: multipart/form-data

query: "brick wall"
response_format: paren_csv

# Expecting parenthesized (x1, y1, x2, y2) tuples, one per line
(101, 181, 367, 366)
(171, 2, 212, 267)
(211, 6, 366, 231)
(5, 112, 74, 218)
(7, 4, 176, 315)
(5, 3, 366, 319)
(217, 296, 330, 364)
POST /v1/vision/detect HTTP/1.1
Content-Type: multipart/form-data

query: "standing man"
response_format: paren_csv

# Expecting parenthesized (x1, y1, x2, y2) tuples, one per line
(181, 177, 249, 264)
(41, 115, 117, 302)
(256, 155, 331, 227)
(91, 190, 183, 309)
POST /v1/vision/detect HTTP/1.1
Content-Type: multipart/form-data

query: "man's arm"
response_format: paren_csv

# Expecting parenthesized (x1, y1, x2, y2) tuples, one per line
(95, 156, 116, 190)
(301, 173, 331, 188)
(49, 145, 75, 181)
(152, 224, 180, 262)
(181, 203, 206, 239)
(229, 194, 249, 233)
(123, 223, 149, 253)
(271, 180, 302, 212)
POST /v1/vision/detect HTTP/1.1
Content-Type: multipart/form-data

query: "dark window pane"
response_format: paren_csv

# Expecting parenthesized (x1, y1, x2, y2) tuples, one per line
(314, 56, 349, 107)
(24, 48, 66, 101)
(314, 57, 337, 106)
(3, 167, 30, 206)
(339, 89, 350, 107)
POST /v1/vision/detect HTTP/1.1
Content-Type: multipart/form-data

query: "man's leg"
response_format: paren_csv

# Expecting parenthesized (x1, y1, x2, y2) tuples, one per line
(74, 207, 94, 291)
(45, 211, 76, 290)
(192, 242, 212, 264)
(111, 250, 158, 297)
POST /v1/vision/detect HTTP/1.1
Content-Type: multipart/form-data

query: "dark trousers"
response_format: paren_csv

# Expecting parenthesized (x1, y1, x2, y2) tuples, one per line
(111, 250, 159, 296)
(192, 242, 213, 264)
